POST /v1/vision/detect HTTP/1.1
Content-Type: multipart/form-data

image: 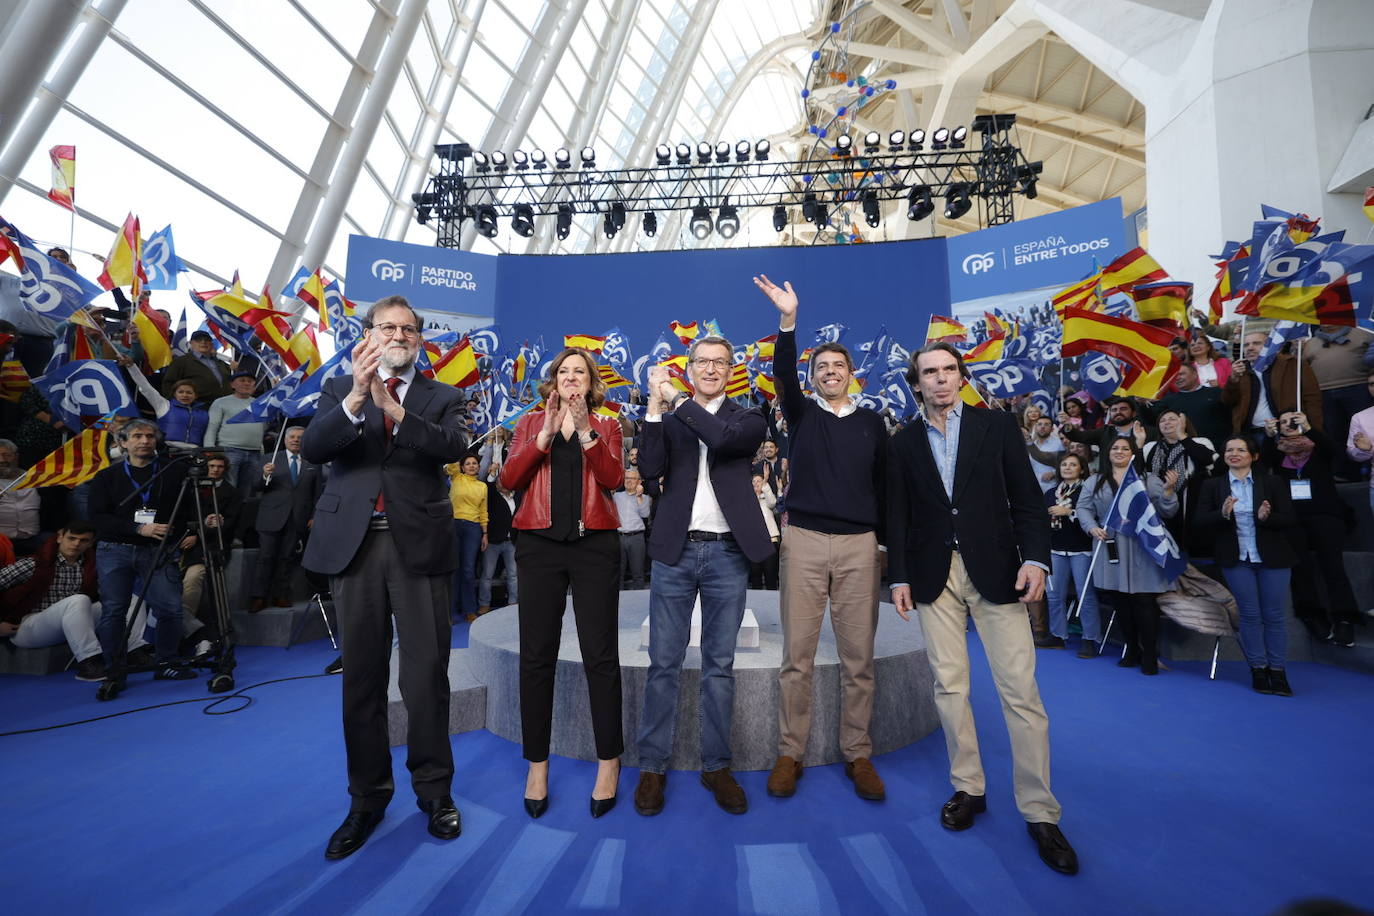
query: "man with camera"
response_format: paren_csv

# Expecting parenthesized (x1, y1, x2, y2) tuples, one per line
(1224, 330, 1322, 445)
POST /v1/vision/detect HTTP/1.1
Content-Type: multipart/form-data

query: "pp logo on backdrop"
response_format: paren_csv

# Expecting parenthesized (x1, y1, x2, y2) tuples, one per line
(371, 258, 407, 282)
(961, 251, 996, 275)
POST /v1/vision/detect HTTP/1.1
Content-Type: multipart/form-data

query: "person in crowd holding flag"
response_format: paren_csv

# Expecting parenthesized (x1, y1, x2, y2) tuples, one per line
(442, 454, 488, 623)
(1186, 328, 1232, 388)
(613, 468, 651, 590)
(1063, 395, 1153, 455)
(301, 294, 468, 859)
(1026, 415, 1064, 490)
(88, 419, 198, 682)
(1224, 330, 1322, 445)
(249, 426, 321, 613)
(1302, 324, 1374, 481)
(1261, 411, 1359, 648)
(161, 330, 231, 402)
(1077, 437, 1180, 676)
(124, 364, 209, 448)
(501, 346, 624, 819)
(887, 342, 1077, 876)
(1140, 407, 1218, 554)
(1044, 453, 1101, 656)
(1196, 437, 1298, 695)
(0, 438, 43, 554)
(205, 371, 265, 497)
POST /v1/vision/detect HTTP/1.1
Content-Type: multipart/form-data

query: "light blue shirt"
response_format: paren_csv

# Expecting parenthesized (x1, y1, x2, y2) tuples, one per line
(920, 402, 962, 500)
(1228, 471, 1261, 562)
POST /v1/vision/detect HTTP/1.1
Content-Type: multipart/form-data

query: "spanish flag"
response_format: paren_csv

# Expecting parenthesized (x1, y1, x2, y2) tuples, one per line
(595, 401, 624, 418)
(669, 320, 699, 345)
(97, 213, 147, 297)
(1052, 271, 1102, 316)
(959, 378, 987, 407)
(1132, 281, 1193, 332)
(961, 337, 1003, 363)
(755, 373, 777, 401)
(725, 362, 751, 398)
(1364, 188, 1374, 224)
(1061, 306, 1178, 398)
(596, 364, 631, 388)
(512, 352, 528, 386)
(297, 269, 329, 330)
(925, 315, 967, 344)
(18, 425, 112, 489)
(47, 145, 75, 212)
(132, 300, 172, 370)
(1100, 248, 1168, 295)
(434, 338, 480, 388)
(0, 358, 31, 403)
(1234, 274, 1358, 326)
(564, 333, 605, 353)
(749, 334, 777, 361)
(658, 354, 692, 393)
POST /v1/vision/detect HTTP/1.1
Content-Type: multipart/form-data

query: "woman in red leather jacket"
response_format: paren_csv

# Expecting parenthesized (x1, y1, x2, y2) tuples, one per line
(501, 347, 624, 820)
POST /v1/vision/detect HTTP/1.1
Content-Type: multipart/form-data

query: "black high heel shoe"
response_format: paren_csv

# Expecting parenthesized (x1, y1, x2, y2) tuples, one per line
(589, 762, 620, 818)
(524, 796, 549, 819)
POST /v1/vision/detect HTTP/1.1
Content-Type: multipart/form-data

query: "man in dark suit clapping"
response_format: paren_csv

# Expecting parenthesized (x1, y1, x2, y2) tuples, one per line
(249, 425, 321, 611)
(887, 342, 1078, 876)
(302, 295, 468, 860)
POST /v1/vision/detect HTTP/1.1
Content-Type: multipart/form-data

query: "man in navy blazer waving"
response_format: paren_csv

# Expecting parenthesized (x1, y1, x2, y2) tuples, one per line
(633, 335, 772, 818)
(302, 295, 467, 860)
(887, 341, 1078, 876)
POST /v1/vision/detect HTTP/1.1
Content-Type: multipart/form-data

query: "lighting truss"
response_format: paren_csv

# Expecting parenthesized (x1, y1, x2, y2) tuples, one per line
(416, 117, 1040, 246)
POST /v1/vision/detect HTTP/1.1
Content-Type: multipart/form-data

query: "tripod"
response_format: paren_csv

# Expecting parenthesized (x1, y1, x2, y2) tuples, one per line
(97, 453, 238, 699)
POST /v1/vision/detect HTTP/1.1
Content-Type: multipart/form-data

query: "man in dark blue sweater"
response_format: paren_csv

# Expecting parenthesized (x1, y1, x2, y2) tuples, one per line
(753, 274, 888, 802)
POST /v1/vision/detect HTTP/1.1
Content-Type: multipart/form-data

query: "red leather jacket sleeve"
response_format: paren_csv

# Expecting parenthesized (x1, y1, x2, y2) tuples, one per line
(501, 411, 624, 531)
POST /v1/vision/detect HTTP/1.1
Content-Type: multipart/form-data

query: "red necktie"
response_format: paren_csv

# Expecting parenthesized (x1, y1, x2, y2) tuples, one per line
(375, 377, 403, 513)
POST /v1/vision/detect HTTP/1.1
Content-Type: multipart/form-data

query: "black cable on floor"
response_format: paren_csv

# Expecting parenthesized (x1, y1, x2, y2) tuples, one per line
(0, 672, 337, 737)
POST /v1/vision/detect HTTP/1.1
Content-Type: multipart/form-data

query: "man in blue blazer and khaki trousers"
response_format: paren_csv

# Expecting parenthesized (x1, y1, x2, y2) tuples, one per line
(887, 341, 1079, 876)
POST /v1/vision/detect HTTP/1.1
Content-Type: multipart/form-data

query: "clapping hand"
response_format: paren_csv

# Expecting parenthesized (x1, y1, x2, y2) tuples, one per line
(1163, 469, 1180, 493)
(1257, 499, 1272, 521)
(566, 392, 591, 435)
(1356, 431, 1373, 452)
(1222, 495, 1238, 519)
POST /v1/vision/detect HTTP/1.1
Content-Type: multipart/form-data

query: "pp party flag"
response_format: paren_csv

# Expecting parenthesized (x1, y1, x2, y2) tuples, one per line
(17, 418, 116, 489)
(601, 328, 634, 372)
(1251, 321, 1313, 376)
(1100, 247, 1168, 295)
(1060, 306, 1178, 399)
(1364, 188, 1374, 224)
(467, 324, 502, 358)
(97, 213, 148, 297)
(1233, 239, 1374, 325)
(1051, 269, 1103, 316)
(226, 363, 311, 425)
(47, 145, 75, 212)
(1104, 463, 1187, 580)
(1208, 242, 1249, 322)
(563, 333, 605, 353)
(813, 322, 847, 345)
(170, 311, 189, 357)
(1132, 281, 1193, 333)
(966, 359, 1043, 398)
(140, 225, 184, 290)
(854, 368, 918, 419)
(132, 300, 172, 370)
(669, 320, 699, 345)
(1079, 351, 1124, 403)
(925, 315, 968, 344)
(35, 359, 138, 429)
(434, 337, 480, 388)
(0, 216, 105, 320)
(0, 359, 31, 403)
(1260, 204, 1322, 243)
(322, 280, 360, 346)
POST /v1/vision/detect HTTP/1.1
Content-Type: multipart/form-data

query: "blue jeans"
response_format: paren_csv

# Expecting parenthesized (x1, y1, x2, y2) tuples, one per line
(1222, 562, 1291, 669)
(95, 541, 185, 663)
(478, 539, 517, 607)
(451, 519, 483, 616)
(1049, 551, 1100, 641)
(637, 538, 750, 773)
(222, 447, 262, 498)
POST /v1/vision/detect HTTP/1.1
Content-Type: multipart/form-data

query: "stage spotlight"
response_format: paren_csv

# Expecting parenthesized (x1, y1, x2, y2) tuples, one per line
(656, 144, 672, 165)
(715, 140, 731, 163)
(603, 211, 618, 239)
(773, 205, 787, 232)
(556, 204, 573, 240)
(643, 211, 658, 237)
(491, 150, 508, 171)
(696, 141, 712, 164)
(835, 134, 853, 156)
(511, 204, 535, 237)
(862, 190, 880, 227)
(908, 129, 925, 151)
(907, 184, 934, 221)
(676, 142, 692, 164)
(472, 151, 490, 173)
(944, 183, 972, 220)
(814, 203, 829, 226)
(888, 130, 906, 150)
(716, 200, 740, 239)
(931, 127, 950, 150)
(530, 149, 547, 169)
(1016, 161, 1044, 199)
(580, 147, 596, 167)
(610, 201, 626, 231)
(554, 147, 571, 169)
(474, 204, 499, 238)
(862, 131, 881, 153)
(950, 126, 968, 149)
(754, 138, 771, 160)
(690, 199, 713, 239)
(512, 149, 530, 169)
(735, 139, 751, 162)
(802, 191, 819, 223)
(412, 191, 437, 224)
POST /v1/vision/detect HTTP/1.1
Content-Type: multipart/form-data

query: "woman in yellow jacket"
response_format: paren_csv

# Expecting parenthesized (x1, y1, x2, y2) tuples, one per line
(443, 454, 488, 622)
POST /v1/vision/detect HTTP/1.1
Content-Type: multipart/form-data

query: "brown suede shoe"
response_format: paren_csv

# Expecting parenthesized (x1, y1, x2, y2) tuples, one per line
(846, 757, 886, 801)
(766, 756, 803, 798)
(633, 771, 666, 816)
(701, 768, 748, 814)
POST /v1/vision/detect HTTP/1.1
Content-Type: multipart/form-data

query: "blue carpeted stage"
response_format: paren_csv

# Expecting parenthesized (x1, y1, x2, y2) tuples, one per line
(2, 626, 1370, 915)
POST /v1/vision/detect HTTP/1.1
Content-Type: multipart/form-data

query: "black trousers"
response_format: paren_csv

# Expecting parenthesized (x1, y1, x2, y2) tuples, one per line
(619, 530, 647, 589)
(749, 545, 779, 589)
(516, 530, 623, 762)
(1103, 590, 1161, 669)
(333, 529, 453, 812)
(1288, 513, 1358, 626)
(253, 525, 300, 599)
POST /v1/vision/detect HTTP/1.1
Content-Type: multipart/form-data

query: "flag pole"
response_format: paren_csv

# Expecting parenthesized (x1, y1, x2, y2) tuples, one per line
(67, 205, 75, 255)
(1295, 337, 1304, 410)
(261, 422, 289, 484)
(1069, 536, 1105, 621)
(0, 469, 30, 497)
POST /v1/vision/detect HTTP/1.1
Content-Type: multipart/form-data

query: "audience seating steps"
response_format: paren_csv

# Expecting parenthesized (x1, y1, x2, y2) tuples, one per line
(0, 640, 74, 676)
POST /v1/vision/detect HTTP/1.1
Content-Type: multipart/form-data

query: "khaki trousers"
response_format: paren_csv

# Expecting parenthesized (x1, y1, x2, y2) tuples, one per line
(777, 526, 880, 761)
(918, 550, 1061, 823)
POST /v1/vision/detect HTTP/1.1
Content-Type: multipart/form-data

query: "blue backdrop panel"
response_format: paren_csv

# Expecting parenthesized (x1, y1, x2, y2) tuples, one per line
(345, 234, 497, 317)
(494, 237, 949, 358)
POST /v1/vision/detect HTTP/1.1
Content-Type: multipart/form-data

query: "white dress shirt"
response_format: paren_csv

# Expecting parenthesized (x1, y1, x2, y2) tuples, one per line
(342, 364, 417, 434)
(646, 393, 731, 532)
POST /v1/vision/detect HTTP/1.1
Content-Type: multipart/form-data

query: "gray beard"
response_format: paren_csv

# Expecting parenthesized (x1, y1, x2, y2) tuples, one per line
(381, 347, 415, 372)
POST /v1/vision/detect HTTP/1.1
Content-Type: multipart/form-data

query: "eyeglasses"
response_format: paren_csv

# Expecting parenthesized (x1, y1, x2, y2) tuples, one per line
(690, 357, 731, 370)
(373, 323, 420, 338)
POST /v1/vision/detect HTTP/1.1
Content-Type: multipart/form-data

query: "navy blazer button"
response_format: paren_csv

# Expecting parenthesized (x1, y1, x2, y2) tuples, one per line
(951, 507, 959, 516)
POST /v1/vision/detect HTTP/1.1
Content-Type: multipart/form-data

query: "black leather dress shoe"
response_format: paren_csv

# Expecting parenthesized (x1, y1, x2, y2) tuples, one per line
(1027, 822, 1079, 875)
(940, 791, 986, 831)
(325, 810, 383, 860)
(524, 796, 549, 819)
(417, 796, 461, 840)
